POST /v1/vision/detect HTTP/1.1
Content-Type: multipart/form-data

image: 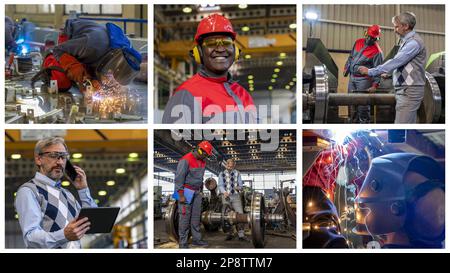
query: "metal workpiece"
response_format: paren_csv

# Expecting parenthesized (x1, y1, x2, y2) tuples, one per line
(5, 79, 147, 124)
(250, 192, 266, 248)
(328, 93, 396, 106)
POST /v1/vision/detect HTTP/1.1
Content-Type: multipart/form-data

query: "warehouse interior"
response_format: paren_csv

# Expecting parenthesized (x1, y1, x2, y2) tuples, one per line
(5, 4, 148, 124)
(303, 129, 445, 248)
(154, 129, 297, 248)
(302, 5, 445, 123)
(5, 129, 148, 248)
(154, 5, 297, 124)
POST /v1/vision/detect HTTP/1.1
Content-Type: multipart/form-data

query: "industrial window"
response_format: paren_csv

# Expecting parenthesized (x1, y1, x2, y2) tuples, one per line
(15, 4, 55, 14)
(64, 5, 122, 16)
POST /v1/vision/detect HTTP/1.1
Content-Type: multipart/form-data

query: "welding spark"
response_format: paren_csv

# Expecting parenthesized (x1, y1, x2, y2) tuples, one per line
(325, 129, 385, 247)
(85, 73, 142, 119)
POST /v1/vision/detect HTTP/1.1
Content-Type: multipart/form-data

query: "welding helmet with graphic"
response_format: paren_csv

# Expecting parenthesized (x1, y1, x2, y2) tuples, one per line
(96, 23, 142, 85)
(354, 153, 444, 246)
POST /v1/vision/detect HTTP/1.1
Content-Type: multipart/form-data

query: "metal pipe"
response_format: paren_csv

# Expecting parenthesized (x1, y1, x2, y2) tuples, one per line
(328, 93, 396, 106)
(302, 18, 445, 36)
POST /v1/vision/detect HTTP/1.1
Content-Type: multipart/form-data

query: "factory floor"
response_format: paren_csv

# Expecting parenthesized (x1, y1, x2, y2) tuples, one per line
(153, 219, 296, 249)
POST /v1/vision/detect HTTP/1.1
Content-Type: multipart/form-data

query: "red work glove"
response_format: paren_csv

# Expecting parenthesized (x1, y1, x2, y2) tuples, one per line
(59, 53, 89, 85)
(91, 80, 102, 90)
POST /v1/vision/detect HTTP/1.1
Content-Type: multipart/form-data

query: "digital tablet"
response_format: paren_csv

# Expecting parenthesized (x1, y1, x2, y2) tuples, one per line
(77, 207, 120, 234)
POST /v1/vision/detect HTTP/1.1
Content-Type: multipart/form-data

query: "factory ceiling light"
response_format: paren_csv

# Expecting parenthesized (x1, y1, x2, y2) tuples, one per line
(268, 86, 273, 90)
(72, 153, 82, 159)
(244, 54, 251, 59)
(241, 26, 250, 32)
(274, 68, 280, 73)
(289, 82, 295, 86)
(11, 154, 21, 160)
(272, 74, 278, 78)
(285, 85, 291, 89)
(182, 6, 192, 13)
(106, 180, 116, 186)
(276, 61, 283, 66)
(289, 23, 297, 29)
(238, 4, 248, 9)
(248, 75, 254, 80)
(115, 168, 126, 174)
(279, 52, 287, 58)
(98, 190, 107, 196)
(271, 79, 276, 83)
(62, 181, 70, 187)
(128, 152, 139, 159)
(248, 80, 254, 84)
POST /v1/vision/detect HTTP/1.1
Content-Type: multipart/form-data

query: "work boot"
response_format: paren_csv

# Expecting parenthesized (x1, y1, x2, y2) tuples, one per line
(192, 240, 208, 247)
(225, 234, 234, 241)
(179, 244, 189, 249)
(238, 236, 251, 242)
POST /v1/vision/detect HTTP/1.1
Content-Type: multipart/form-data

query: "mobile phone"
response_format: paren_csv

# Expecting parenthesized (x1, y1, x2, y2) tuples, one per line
(65, 160, 78, 182)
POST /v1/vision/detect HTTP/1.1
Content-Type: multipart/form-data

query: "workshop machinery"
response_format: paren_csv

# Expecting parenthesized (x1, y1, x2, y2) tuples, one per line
(164, 178, 296, 248)
(303, 38, 444, 123)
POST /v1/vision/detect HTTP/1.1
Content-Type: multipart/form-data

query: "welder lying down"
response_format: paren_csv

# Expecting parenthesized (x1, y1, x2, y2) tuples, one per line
(32, 19, 142, 93)
(303, 152, 444, 249)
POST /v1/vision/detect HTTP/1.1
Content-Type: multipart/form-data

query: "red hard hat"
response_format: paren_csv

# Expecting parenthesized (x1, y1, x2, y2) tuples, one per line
(194, 14, 236, 44)
(367, 25, 381, 38)
(198, 141, 213, 155)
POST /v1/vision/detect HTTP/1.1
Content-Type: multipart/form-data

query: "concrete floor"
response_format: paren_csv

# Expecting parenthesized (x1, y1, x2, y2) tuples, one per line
(154, 219, 296, 249)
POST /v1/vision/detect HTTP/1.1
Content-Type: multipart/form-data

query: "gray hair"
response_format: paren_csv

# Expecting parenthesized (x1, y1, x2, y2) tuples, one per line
(226, 158, 236, 164)
(34, 137, 68, 157)
(392, 12, 416, 30)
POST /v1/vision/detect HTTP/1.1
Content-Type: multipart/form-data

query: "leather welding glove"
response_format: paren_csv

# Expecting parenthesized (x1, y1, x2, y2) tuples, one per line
(59, 53, 89, 86)
(91, 79, 102, 91)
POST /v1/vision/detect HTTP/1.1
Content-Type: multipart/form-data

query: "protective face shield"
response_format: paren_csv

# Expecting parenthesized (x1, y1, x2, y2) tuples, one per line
(96, 48, 141, 86)
(354, 153, 444, 246)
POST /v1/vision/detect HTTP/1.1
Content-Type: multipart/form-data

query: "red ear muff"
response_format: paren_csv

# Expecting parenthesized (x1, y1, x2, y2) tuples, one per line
(198, 148, 203, 155)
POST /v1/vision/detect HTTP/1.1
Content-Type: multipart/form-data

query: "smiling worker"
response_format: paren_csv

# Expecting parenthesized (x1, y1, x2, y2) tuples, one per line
(162, 14, 257, 124)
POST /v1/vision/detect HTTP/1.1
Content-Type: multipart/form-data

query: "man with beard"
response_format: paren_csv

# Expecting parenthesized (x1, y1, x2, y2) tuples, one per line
(15, 137, 97, 248)
(162, 14, 257, 124)
(359, 12, 427, 123)
(218, 158, 250, 242)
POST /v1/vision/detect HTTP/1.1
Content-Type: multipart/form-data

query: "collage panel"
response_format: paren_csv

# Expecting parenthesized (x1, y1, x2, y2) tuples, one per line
(302, 4, 444, 124)
(154, 129, 297, 249)
(4, 129, 148, 249)
(5, 4, 148, 124)
(154, 4, 297, 124)
(303, 129, 445, 249)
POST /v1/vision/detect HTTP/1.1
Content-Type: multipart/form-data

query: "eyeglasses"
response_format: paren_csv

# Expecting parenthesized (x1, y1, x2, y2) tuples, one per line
(39, 152, 70, 161)
(202, 37, 234, 48)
